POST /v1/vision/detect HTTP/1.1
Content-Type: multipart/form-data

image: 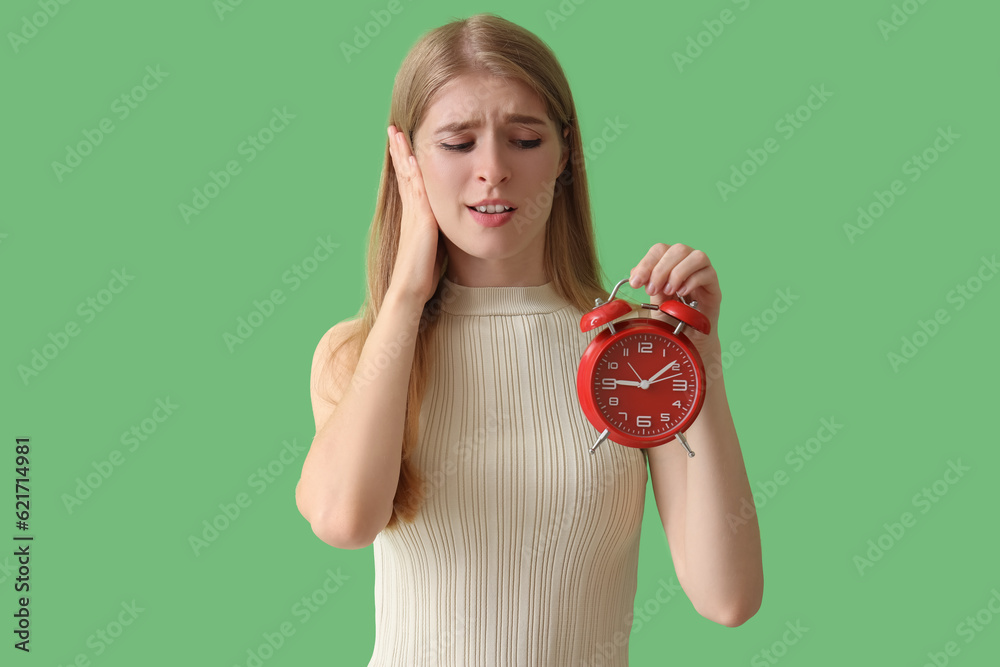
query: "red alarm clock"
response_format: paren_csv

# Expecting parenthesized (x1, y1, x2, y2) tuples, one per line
(577, 277, 711, 456)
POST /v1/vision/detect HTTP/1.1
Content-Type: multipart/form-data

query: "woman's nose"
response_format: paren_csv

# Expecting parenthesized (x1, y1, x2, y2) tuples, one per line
(475, 139, 511, 186)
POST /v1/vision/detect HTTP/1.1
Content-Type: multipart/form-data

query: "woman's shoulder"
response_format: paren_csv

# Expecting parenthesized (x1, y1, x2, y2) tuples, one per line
(309, 318, 363, 407)
(317, 318, 362, 355)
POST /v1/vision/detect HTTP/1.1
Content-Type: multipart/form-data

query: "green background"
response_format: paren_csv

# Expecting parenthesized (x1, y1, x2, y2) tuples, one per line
(4, 0, 998, 664)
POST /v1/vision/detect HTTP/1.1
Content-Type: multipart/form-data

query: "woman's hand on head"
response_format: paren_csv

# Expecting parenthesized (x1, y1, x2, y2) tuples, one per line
(386, 124, 447, 305)
(628, 243, 722, 353)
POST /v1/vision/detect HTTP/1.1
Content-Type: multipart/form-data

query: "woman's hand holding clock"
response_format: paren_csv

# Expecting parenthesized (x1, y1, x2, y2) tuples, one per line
(628, 243, 722, 356)
(577, 242, 720, 452)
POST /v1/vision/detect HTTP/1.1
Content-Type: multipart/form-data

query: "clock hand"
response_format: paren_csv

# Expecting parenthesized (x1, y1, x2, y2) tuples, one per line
(649, 373, 683, 385)
(613, 379, 643, 387)
(647, 362, 679, 383)
(627, 362, 643, 381)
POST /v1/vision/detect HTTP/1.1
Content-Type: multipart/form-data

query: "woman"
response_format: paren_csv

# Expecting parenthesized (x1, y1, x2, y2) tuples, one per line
(295, 13, 763, 665)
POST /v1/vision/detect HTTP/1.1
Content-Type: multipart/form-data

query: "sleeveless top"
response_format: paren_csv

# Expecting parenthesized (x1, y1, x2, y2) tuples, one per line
(367, 276, 649, 666)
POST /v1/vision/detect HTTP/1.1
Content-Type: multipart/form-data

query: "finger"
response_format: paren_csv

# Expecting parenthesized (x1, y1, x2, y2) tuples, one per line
(647, 244, 692, 295)
(629, 243, 670, 288)
(393, 137, 417, 192)
(394, 127, 414, 162)
(675, 264, 717, 297)
(398, 136, 420, 187)
(392, 130, 407, 173)
(664, 250, 711, 295)
(387, 127, 403, 174)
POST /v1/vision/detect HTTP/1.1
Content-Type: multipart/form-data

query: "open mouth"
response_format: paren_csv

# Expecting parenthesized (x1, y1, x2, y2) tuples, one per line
(467, 205, 516, 214)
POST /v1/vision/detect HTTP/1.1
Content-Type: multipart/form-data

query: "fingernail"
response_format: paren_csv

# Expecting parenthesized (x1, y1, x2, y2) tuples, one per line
(665, 284, 674, 295)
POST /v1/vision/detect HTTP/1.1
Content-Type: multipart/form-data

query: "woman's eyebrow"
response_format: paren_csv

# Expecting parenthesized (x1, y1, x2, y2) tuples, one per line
(433, 114, 547, 135)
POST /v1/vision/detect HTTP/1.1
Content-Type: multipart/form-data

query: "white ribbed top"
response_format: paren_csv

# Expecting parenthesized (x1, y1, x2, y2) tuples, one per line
(367, 277, 649, 667)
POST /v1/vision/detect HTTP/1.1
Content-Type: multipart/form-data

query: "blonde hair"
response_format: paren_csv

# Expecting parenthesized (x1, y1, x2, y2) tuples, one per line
(322, 12, 612, 530)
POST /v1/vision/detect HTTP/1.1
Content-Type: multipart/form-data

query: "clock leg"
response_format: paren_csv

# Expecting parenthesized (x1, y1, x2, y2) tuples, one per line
(677, 432, 696, 458)
(589, 428, 610, 454)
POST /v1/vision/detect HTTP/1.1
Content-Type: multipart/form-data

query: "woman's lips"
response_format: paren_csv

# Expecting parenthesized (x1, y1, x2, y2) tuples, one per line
(467, 206, 516, 227)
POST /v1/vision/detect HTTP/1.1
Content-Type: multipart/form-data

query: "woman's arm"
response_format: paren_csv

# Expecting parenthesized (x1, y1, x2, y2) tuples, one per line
(645, 334, 763, 626)
(295, 287, 426, 549)
(630, 243, 764, 626)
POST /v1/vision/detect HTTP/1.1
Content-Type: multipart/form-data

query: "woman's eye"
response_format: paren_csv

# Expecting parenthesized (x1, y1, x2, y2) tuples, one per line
(439, 139, 543, 152)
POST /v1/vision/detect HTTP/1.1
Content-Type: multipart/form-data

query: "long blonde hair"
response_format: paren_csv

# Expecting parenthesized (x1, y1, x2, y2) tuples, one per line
(322, 12, 612, 530)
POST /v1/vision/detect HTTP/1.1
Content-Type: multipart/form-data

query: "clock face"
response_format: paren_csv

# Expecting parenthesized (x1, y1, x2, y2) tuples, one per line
(591, 330, 701, 439)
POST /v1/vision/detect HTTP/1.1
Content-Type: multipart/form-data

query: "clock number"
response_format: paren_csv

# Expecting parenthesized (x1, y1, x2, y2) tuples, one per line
(602, 378, 617, 390)
(618, 411, 628, 422)
(660, 412, 671, 422)
(672, 380, 688, 392)
(609, 396, 618, 406)
(638, 342, 652, 354)
(608, 361, 618, 369)
(673, 400, 682, 408)
(636, 415, 651, 428)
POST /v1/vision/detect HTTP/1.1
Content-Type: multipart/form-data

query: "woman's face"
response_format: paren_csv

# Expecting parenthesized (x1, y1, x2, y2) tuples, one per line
(411, 72, 569, 286)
